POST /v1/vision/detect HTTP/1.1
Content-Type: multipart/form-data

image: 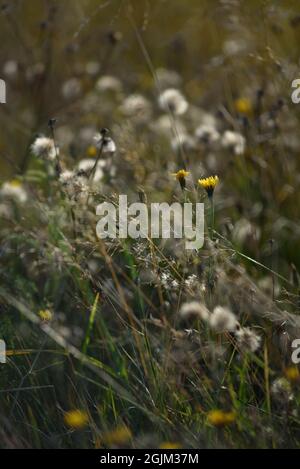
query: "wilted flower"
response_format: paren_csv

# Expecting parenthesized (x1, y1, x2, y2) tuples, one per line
(64, 409, 89, 429)
(198, 175, 219, 198)
(235, 327, 261, 353)
(179, 301, 210, 321)
(158, 88, 188, 115)
(209, 306, 238, 333)
(207, 409, 236, 427)
(31, 136, 57, 161)
(221, 130, 246, 155)
(172, 169, 190, 190)
(0, 180, 27, 203)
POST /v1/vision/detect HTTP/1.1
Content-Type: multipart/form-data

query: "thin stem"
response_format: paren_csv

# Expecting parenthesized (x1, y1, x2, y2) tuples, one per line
(209, 195, 215, 241)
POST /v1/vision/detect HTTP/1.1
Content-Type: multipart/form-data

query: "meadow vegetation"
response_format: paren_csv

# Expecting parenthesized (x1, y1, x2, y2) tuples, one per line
(0, 0, 300, 448)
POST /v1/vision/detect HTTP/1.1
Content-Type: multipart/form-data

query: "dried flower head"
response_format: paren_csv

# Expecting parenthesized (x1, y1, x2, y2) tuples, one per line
(158, 88, 188, 115)
(198, 175, 219, 198)
(209, 306, 238, 333)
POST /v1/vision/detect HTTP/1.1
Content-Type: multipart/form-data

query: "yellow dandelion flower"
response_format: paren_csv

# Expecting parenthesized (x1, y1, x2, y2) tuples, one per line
(159, 442, 183, 449)
(102, 425, 132, 446)
(198, 175, 219, 197)
(87, 145, 98, 157)
(9, 179, 22, 188)
(172, 169, 190, 190)
(234, 97, 252, 116)
(207, 409, 236, 427)
(38, 309, 53, 322)
(64, 409, 89, 429)
(284, 366, 300, 382)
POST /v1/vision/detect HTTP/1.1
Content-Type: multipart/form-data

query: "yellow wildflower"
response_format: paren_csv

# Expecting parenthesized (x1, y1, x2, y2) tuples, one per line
(284, 366, 300, 383)
(64, 409, 89, 429)
(9, 179, 22, 188)
(102, 425, 132, 446)
(234, 97, 252, 116)
(38, 309, 53, 322)
(207, 409, 236, 427)
(159, 442, 183, 449)
(172, 169, 190, 190)
(87, 145, 98, 157)
(198, 175, 219, 197)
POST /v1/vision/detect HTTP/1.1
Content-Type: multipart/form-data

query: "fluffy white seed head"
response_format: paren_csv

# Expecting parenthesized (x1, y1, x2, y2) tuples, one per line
(31, 136, 57, 161)
(209, 306, 238, 333)
(93, 133, 116, 153)
(221, 130, 246, 155)
(158, 88, 188, 115)
(0, 181, 27, 203)
(179, 301, 210, 321)
(235, 327, 261, 353)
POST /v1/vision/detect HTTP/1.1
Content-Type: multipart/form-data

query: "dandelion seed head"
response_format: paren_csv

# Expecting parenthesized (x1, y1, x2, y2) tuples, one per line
(31, 136, 57, 161)
(94, 132, 116, 154)
(221, 130, 246, 155)
(96, 75, 122, 93)
(209, 305, 238, 332)
(158, 88, 188, 115)
(0, 180, 27, 204)
(61, 78, 82, 100)
(179, 301, 210, 321)
(235, 327, 261, 353)
(271, 378, 293, 402)
(195, 124, 220, 145)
